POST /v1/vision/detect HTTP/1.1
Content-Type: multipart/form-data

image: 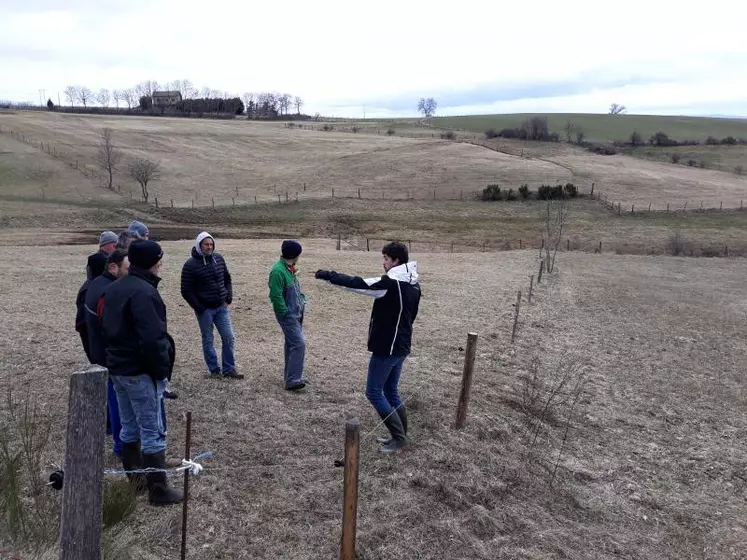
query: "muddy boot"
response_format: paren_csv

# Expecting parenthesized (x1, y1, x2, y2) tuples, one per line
(120, 441, 146, 493)
(378, 405, 408, 445)
(142, 451, 183, 506)
(380, 412, 408, 455)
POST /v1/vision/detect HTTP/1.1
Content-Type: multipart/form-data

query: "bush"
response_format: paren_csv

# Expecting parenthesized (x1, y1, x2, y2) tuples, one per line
(735, 165, 744, 176)
(484, 128, 498, 139)
(667, 232, 690, 256)
(322, 124, 334, 131)
(670, 153, 681, 164)
(564, 183, 577, 198)
(587, 143, 617, 155)
(537, 184, 566, 200)
(649, 131, 678, 147)
(698, 160, 707, 169)
(519, 184, 531, 199)
(440, 131, 456, 140)
(575, 130, 586, 145)
(481, 184, 502, 201)
(706, 136, 720, 145)
(629, 131, 643, 146)
(498, 127, 521, 139)
(548, 132, 561, 143)
(287, 122, 295, 128)
(722, 136, 737, 145)
(687, 159, 697, 167)
(386, 128, 395, 136)
(350, 125, 360, 133)
(506, 188, 517, 201)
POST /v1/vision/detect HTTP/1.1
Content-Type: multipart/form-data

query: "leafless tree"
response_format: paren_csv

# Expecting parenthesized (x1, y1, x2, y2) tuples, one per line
(575, 130, 585, 145)
(417, 97, 437, 118)
(121, 88, 135, 110)
(112, 89, 121, 108)
(564, 121, 576, 143)
(64, 85, 78, 106)
(294, 96, 303, 115)
(200, 86, 212, 99)
(279, 93, 292, 115)
(97, 88, 111, 107)
(136, 80, 159, 99)
(609, 103, 626, 115)
(77, 87, 93, 108)
(542, 199, 569, 273)
(179, 79, 196, 99)
(128, 158, 159, 202)
(96, 128, 122, 190)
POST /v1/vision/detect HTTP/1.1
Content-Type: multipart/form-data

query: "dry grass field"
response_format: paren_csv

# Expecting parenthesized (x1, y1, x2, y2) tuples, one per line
(1, 240, 746, 559)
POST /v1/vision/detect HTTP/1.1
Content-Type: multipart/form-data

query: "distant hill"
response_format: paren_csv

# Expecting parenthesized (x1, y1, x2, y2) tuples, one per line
(428, 113, 747, 143)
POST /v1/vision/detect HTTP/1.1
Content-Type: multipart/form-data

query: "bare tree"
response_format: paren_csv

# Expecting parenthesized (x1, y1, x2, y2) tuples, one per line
(112, 89, 121, 108)
(179, 79, 196, 99)
(77, 87, 93, 108)
(97, 88, 110, 108)
(294, 96, 303, 115)
(135, 80, 159, 99)
(64, 85, 78, 106)
(96, 128, 122, 190)
(128, 158, 159, 203)
(417, 97, 437, 118)
(609, 103, 626, 115)
(629, 131, 642, 147)
(564, 121, 576, 143)
(542, 199, 569, 274)
(121, 88, 135, 110)
(575, 130, 585, 145)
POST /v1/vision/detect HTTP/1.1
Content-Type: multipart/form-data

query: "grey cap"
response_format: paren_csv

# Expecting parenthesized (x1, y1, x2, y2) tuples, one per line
(99, 231, 118, 247)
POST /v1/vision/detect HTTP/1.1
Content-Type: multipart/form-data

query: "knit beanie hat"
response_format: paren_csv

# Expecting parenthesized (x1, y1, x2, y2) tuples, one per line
(99, 231, 118, 247)
(128, 240, 163, 270)
(128, 220, 149, 239)
(281, 240, 303, 259)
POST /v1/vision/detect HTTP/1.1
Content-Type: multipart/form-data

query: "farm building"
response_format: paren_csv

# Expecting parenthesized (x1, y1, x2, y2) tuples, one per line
(152, 90, 182, 108)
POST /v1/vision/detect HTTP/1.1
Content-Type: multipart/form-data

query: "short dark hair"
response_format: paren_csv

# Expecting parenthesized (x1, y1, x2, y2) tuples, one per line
(107, 249, 127, 267)
(382, 242, 408, 264)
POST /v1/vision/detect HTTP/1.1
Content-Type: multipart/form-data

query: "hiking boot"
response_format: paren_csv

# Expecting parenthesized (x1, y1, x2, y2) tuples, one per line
(285, 380, 306, 391)
(379, 412, 408, 455)
(163, 390, 179, 399)
(142, 450, 183, 506)
(208, 369, 222, 376)
(223, 371, 245, 380)
(120, 441, 146, 493)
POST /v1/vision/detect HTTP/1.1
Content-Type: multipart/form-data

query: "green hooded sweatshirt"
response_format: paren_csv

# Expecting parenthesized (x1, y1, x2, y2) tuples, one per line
(268, 259, 306, 317)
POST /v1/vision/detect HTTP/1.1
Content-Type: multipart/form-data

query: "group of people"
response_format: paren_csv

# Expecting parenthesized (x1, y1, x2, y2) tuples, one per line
(75, 221, 421, 507)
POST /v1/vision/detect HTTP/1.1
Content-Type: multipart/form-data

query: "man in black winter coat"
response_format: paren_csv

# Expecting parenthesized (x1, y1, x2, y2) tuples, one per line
(75, 253, 107, 360)
(315, 242, 421, 454)
(180, 232, 241, 378)
(101, 240, 182, 506)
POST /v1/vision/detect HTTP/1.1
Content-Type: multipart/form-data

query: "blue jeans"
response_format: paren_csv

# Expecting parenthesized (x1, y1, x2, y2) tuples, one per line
(197, 306, 236, 373)
(107, 379, 122, 456)
(366, 355, 407, 419)
(112, 374, 167, 455)
(276, 313, 305, 386)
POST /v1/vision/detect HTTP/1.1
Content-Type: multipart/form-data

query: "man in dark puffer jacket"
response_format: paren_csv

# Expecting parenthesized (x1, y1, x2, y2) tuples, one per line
(180, 232, 241, 378)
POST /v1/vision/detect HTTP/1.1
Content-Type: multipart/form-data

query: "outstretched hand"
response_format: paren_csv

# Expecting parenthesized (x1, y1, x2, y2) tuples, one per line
(315, 269, 332, 280)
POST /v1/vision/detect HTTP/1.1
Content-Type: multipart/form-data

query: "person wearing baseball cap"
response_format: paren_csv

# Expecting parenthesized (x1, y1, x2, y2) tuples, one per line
(268, 240, 308, 390)
(101, 240, 182, 505)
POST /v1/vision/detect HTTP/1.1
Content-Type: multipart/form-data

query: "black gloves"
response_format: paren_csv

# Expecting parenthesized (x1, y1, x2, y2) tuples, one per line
(315, 270, 332, 280)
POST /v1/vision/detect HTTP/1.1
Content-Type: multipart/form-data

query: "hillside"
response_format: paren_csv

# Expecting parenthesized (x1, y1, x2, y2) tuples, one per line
(430, 113, 747, 143)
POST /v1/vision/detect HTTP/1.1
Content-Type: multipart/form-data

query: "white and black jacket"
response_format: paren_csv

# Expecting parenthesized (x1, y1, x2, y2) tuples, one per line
(323, 262, 421, 357)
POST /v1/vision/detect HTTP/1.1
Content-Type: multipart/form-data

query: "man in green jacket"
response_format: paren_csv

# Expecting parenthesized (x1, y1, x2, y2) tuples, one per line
(269, 240, 307, 390)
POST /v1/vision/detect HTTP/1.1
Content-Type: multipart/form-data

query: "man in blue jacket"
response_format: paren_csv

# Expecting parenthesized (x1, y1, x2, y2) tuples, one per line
(315, 242, 421, 454)
(180, 232, 241, 379)
(102, 240, 182, 505)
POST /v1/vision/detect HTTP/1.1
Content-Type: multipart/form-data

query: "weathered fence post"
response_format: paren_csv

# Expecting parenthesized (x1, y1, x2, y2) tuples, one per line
(666, 203, 670, 212)
(212, 197, 215, 209)
(528, 275, 534, 304)
(180, 412, 193, 560)
(155, 197, 159, 208)
(598, 241, 602, 253)
(538, 258, 545, 283)
(191, 199, 194, 208)
(337, 231, 341, 251)
(511, 290, 522, 343)
(455, 333, 478, 429)
(59, 365, 107, 560)
(277, 194, 281, 203)
(170, 198, 174, 207)
(232, 197, 235, 207)
(332, 188, 335, 199)
(366, 238, 370, 252)
(340, 420, 360, 560)
(590, 183, 595, 197)
(358, 188, 361, 199)
(566, 239, 570, 252)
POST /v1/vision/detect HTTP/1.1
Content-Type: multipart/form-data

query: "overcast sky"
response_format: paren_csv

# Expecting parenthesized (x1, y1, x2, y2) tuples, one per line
(2, 0, 747, 118)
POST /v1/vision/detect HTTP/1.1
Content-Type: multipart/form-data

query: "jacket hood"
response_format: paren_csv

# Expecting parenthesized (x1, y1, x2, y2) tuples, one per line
(194, 231, 214, 256)
(387, 261, 418, 284)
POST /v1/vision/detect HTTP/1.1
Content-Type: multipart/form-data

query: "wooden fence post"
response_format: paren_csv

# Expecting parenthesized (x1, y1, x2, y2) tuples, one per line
(538, 258, 545, 284)
(590, 183, 595, 197)
(337, 231, 341, 251)
(511, 290, 522, 343)
(455, 333, 478, 429)
(171, 199, 174, 207)
(332, 188, 335, 199)
(155, 197, 159, 208)
(180, 412, 193, 560)
(366, 238, 370, 252)
(232, 197, 235, 207)
(566, 239, 570, 252)
(60, 365, 107, 560)
(212, 198, 215, 209)
(340, 420, 361, 560)
(598, 241, 602, 253)
(277, 194, 281, 203)
(528, 275, 534, 304)
(191, 199, 194, 208)
(358, 188, 361, 199)
(666, 203, 670, 212)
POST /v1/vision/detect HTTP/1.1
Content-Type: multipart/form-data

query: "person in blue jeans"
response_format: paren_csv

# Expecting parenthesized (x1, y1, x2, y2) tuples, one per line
(101, 240, 182, 505)
(268, 240, 307, 391)
(315, 242, 421, 454)
(180, 232, 243, 379)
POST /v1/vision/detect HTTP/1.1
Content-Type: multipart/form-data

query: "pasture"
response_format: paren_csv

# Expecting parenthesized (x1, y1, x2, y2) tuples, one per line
(1, 240, 745, 559)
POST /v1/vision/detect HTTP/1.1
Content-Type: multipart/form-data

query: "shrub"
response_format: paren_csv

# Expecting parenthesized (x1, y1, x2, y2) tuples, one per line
(440, 131, 456, 140)
(484, 128, 498, 139)
(287, 122, 295, 128)
(322, 124, 334, 131)
(735, 165, 744, 176)
(498, 127, 521, 139)
(386, 128, 395, 136)
(564, 183, 577, 198)
(670, 153, 681, 164)
(629, 131, 643, 146)
(706, 136, 720, 145)
(548, 132, 561, 143)
(575, 130, 586, 145)
(537, 184, 566, 200)
(667, 232, 690, 256)
(350, 125, 360, 133)
(687, 159, 697, 167)
(587, 143, 617, 155)
(698, 160, 707, 169)
(481, 184, 502, 201)
(649, 131, 678, 147)
(506, 188, 517, 201)
(722, 136, 737, 145)
(519, 184, 531, 199)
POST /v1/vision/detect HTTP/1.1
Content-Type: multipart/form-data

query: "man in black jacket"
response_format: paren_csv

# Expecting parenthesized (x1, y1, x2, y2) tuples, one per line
(315, 242, 421, 454)
(84, 250, 129, 458)
(102, 240, 183, 505)
(180, 231, 241, 378)
(75, 254, 107, 360)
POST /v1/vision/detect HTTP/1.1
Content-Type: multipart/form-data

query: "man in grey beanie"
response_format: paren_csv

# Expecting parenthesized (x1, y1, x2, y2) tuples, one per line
(86, 231, 119, 280)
